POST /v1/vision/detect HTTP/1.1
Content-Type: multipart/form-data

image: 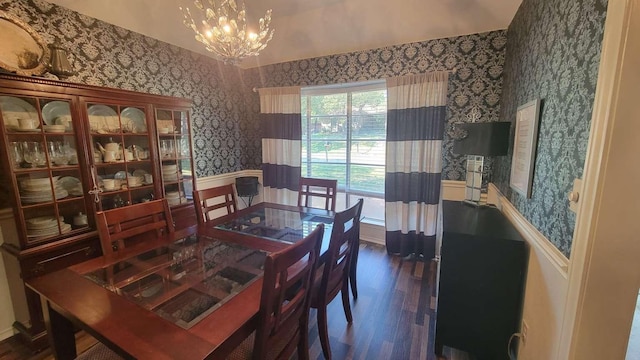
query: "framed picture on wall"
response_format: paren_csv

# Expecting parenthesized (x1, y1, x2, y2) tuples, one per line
(510, 99, 541, 198)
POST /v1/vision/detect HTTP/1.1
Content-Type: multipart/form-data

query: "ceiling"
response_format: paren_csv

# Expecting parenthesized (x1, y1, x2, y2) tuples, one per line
(46, 0, 522, 69)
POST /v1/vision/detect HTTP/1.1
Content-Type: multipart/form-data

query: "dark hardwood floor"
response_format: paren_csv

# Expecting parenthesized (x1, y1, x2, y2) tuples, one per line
(0, 242, 471, 360)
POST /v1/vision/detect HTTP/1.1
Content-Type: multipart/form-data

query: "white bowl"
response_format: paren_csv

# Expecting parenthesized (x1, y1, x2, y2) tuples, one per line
(43, 125, 66, 133)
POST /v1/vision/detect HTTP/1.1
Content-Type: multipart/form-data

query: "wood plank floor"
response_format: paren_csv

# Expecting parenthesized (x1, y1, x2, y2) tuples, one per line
(0, 242, 472, 360)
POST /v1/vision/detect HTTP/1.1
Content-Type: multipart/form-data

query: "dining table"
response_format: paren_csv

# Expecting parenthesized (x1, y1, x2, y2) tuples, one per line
(26, 202, 335, 360)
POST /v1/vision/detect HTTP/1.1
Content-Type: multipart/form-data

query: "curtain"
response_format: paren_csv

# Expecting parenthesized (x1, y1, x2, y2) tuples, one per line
(259, 86, 302, 205)
(385, 72, 449, 258)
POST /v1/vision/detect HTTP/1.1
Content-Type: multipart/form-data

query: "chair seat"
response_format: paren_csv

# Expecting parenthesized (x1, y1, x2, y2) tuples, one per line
(76, 343, 123, 360)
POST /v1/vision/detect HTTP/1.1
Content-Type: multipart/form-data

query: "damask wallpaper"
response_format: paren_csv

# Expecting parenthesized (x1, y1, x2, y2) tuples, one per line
(244, 31, 508, 183)
(3, 1, 510, 207)
(0, 0, 262, 178)
(2, 0, 509, 185)
(493, 0, 608, 257)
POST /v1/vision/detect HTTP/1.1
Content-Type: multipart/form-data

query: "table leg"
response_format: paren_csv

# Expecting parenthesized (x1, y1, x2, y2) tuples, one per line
(41, 299, 77, 360)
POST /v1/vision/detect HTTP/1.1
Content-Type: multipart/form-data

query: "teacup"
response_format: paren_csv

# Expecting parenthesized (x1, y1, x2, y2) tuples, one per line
(144, 173, 153, 184)
(103, 179, 118, 191)
(127, 177, 142, 187)
(18, 118, 37, 130)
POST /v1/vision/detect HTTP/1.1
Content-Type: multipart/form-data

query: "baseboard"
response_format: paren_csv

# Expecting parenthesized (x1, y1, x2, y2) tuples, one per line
(360, 221, 385, 246)
(488, 183, 569, 274)
(0, 327, 15, 341)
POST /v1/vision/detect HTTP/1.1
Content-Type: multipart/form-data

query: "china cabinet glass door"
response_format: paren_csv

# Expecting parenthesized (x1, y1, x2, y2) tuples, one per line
(0, 95, 90, 246)
(84, 101, 156, 211)
(155, 108, 193, 208)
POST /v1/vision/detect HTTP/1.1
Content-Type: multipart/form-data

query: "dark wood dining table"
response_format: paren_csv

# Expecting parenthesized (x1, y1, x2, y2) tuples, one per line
(26, 202, 335, 360)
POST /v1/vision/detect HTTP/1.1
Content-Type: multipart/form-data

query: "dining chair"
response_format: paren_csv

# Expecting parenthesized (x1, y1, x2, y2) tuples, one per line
(297, 177, 338, 212)
(193, 184, 238, 224)
(95, 199, 175, 255)
(298, 177, 362, 301)
(311, 198, 363, 360)
(227, 224, 325, 360)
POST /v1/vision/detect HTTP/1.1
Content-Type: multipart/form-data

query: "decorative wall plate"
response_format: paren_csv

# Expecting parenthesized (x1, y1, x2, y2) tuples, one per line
(0, 10, 49, 76)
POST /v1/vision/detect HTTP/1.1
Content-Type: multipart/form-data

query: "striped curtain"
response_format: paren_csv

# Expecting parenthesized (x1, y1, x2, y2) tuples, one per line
(385, 72, 448, 258)
(259, 86, 302, 205)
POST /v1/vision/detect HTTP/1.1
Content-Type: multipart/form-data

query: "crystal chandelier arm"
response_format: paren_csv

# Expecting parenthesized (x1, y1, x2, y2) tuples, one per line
(180, 0, 274, 65)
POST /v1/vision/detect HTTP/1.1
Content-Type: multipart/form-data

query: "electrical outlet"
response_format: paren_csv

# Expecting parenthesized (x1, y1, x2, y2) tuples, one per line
(522, 320, 529, 344)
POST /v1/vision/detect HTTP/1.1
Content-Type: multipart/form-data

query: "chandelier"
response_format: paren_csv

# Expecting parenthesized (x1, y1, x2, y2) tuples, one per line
(180, 0, 274, 65)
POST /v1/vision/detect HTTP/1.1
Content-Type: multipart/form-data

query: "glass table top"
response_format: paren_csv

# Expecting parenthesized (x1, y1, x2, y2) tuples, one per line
(214, 207, 334, 244)
(83, 234, 266, 329)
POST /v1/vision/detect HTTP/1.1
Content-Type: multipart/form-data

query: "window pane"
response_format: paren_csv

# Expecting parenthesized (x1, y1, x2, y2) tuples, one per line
(308, 163, 346, 185)
(310, 140, 346, 163)
(351, 140, 385, 166)
(353, 113, 386, 139)
(349, 164, 385, 193)
(348, 194, 385, 222)
(302, 115, 308, 140)
(352, 90, 387, 114)
(310, 94, 347, 116)
(309, 116, 347, 139)
(302, 84, 387, 224)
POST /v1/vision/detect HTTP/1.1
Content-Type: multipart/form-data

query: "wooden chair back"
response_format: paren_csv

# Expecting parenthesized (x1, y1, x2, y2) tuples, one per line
(297, 177, 338, 211)
(316, 198, 363, 304)
(96, 199, 174, 255)
(253, 224, 324, 360)
(310, 198, 363, 359)
(193, 184, 238, 224)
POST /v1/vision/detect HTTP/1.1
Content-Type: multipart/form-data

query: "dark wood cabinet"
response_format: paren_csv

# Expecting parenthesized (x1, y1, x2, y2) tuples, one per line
(0, 73, 196, 349)
(435, 201, 528, 360)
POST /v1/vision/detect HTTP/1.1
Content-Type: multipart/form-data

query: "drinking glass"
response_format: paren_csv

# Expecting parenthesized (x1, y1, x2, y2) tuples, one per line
(48, 141, 69, 166)
(161, 140, 174, 158)
(23, 142, 46, 167)
(9, 142, 23, 168)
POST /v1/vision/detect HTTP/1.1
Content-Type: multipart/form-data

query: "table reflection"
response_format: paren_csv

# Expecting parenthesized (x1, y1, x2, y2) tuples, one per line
(83, 234, 266, 329)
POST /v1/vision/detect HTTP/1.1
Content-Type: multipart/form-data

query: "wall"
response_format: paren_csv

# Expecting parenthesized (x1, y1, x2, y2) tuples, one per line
(243, 30, 508, 183)
(490, 0, 608, 358)
(493, 0, 608, 257)
(0, 0, 263, 178)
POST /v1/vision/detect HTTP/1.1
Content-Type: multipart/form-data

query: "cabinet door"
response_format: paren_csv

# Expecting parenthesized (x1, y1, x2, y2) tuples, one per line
(155, 108, 194, 208)
(83, 100, 157, 211)
(0, 95, 92, 248)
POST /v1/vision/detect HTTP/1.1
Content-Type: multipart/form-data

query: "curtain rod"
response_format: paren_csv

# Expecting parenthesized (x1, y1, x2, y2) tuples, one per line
(252, 68, 457, 93)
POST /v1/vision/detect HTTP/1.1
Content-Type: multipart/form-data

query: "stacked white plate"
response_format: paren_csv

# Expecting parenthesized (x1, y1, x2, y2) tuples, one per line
(26, 216, 72, 238)
(161, 164, 182, 182)
(166, 191, 186, 206)
(19, 177, 68, 204)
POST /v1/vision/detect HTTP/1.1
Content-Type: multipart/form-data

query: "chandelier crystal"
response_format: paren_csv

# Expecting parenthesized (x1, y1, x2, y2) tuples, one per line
(180, 0, 274, 65)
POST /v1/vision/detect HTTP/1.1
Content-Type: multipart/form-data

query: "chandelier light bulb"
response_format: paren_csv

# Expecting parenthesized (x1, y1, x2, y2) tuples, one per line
(181, 0, 274, 65)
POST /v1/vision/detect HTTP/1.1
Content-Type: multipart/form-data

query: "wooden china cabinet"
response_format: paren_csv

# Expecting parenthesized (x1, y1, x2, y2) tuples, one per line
(0, 73, 196, 350)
